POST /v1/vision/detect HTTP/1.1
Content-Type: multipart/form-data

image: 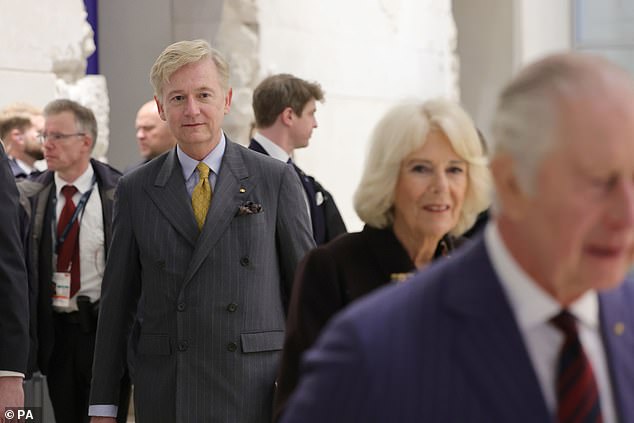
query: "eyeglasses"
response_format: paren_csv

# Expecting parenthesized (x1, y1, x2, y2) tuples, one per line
(38, 132, 85, 143)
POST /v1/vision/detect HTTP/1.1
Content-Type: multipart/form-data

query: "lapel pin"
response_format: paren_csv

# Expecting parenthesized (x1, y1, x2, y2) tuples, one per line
(614, 322, 625, 336)
(239, 187, 246, 193)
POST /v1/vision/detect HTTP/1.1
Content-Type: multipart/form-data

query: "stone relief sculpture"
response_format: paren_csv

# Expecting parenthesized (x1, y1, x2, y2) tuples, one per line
(216, 0, 260, 145)
(49, 4, 110, 160)
(56, 76, 110, 161)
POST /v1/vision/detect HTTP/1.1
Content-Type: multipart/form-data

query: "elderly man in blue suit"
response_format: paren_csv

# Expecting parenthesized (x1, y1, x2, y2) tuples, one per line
(281, 53, 634, 423)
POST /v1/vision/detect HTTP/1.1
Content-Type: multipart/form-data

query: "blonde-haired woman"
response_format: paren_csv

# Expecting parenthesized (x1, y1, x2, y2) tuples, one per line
(273, 98, 491, 421)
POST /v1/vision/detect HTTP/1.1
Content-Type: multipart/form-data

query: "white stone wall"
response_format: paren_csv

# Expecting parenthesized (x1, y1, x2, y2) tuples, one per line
(129, 0, 459, 230)
(216, 0, 260, 145)
(517, 0, 571, 65)
(453, 0, 572, 153)
(0, 0, 575, 227)
(0, 0, 109, 159)
(257, 0, 458, 230)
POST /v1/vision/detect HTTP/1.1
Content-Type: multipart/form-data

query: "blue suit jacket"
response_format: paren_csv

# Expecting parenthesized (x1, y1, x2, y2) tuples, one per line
(281, 238, 634, 423)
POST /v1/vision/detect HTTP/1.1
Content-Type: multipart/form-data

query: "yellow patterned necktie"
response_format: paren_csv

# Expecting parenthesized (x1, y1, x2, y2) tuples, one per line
(192, 162, 212, 230)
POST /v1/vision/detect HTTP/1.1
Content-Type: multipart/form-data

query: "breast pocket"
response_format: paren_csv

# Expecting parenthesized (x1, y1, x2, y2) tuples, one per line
(240, 330, 284, 353)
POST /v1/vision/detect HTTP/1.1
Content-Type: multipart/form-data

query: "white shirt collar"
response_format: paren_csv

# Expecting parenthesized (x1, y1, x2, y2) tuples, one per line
(54, 162, 95, 196)
(253, 132, 290, 163)
(15, 158, 34, 174)
(177, 132, 226, 180)
(484, 222, 598, 331)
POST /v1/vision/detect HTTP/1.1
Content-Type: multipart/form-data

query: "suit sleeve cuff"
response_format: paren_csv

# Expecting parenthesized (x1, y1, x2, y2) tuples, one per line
(0, 371, 24, 378)
(88, 405, 118, 417)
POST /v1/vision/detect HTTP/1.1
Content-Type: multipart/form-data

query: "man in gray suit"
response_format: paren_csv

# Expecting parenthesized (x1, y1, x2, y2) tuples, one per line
(89, 40, 315, 423)
(0, 141, 29, 417)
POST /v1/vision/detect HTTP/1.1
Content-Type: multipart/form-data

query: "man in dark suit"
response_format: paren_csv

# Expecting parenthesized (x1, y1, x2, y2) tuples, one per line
(18, 99, 129, 423)
(249, 73, 346, 245)
(0, 114, 44, 178)
(0, 141, 30, 416)
(89, 40, 314, 423)
(281, 53, 634, 422)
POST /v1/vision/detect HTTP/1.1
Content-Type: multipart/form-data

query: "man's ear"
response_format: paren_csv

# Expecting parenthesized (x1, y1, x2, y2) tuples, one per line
(155, 96, 166, 121)
(224, 88, 233, 114)
(490, 154, 530, 221)
(280, 107, 294, 127)
(83, 134, 94, 151)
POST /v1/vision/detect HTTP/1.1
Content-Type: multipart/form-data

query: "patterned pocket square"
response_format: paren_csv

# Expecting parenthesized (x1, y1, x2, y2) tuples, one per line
(236, 201, 263, 216)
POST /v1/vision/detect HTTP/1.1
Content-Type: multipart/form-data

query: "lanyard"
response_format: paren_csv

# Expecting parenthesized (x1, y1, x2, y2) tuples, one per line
(53, 176, 97, 254)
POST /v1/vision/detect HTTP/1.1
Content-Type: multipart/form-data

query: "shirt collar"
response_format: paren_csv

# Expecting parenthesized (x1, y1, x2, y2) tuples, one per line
(15, 158, 34, 174)
(253, 132, 290, 163)
(484, 222, 598, 331)
(177, 132, 226, 180)
(54, 162, 95, 196)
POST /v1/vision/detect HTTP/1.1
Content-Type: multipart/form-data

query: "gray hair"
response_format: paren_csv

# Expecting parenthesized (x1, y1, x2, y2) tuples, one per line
(354, 98, 491, 236)
(150, 39, 230, 99)
(44, 99, 97, 149)
(491, 52, 633, 196)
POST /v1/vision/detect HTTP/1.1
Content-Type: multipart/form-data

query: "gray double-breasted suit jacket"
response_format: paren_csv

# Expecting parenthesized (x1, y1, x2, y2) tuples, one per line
(89, 139, 315, 422)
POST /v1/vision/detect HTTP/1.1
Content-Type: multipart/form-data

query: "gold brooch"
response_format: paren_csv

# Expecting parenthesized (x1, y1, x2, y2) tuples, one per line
(390, 272, 414, 283)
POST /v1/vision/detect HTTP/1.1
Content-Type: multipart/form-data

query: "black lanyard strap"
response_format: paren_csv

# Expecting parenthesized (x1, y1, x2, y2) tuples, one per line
(53, 176, 97, 254)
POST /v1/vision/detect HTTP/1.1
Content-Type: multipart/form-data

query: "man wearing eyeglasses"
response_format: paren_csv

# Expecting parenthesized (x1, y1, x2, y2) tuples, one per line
(18, 99, 130, 423)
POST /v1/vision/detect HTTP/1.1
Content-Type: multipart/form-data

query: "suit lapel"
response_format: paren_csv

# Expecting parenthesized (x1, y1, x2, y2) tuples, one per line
(144, 149, 199, 248)
(446, 241, 551, 422)
(183, 141, 254, 286)
(599, 281, 634, 422)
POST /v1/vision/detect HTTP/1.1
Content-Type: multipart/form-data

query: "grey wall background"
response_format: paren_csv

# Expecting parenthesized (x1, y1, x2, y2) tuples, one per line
(453, 0, 514, 145)
(99, 0, 174, 171)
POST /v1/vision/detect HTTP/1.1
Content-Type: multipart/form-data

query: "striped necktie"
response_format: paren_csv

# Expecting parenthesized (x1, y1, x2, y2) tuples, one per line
(551, 310, 603, 423)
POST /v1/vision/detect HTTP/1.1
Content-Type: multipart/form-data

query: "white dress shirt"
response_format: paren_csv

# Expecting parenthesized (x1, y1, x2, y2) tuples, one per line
(53, 163, 104, 312)
(253, 132, 291, 162)
(484, 223, 616, 422)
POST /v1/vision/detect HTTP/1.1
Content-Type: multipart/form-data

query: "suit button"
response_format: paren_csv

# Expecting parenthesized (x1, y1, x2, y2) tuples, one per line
(240, 257, 249, 267)
(226, 303, 238, 312)
(178, 340, 188, 351)
(177, 303, 186, 312)
(227, 342, 238, 352)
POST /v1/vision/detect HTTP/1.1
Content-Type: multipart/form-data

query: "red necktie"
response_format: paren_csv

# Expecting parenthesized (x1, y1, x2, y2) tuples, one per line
(57, 185, 81, 297)
(551, 310, 603, 423)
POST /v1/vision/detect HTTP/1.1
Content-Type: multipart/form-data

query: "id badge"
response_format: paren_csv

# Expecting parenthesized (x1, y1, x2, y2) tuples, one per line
(52, 272, 71, 308)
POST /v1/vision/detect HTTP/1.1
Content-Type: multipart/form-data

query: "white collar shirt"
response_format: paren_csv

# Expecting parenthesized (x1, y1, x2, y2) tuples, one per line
(484, 222, 616, 422)
(252, 132, 311, 218)
(253, 132, 291, 163)
(53, 163, 104, 312)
